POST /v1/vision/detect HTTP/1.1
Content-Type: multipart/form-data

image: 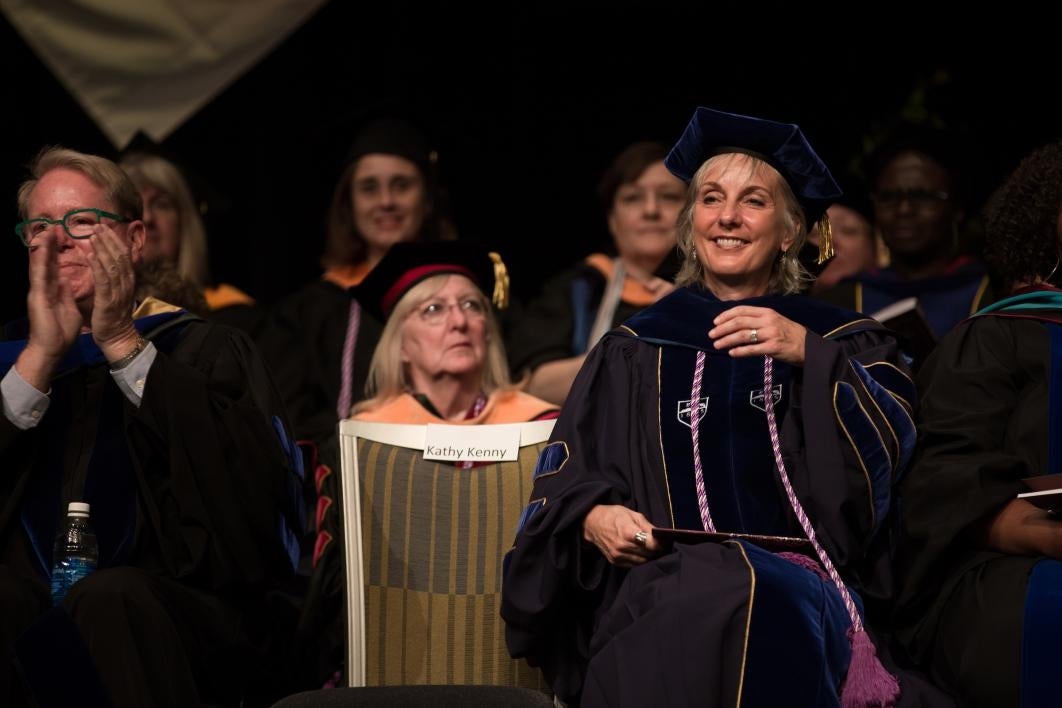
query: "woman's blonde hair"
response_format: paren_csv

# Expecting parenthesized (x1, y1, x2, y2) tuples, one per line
(352, 274, 512, 415)
(673, 153, 811, 295)
(120, 153, 210, 287)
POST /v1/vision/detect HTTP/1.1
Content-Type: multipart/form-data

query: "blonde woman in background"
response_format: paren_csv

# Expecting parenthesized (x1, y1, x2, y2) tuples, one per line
(120, 152, 264, 330)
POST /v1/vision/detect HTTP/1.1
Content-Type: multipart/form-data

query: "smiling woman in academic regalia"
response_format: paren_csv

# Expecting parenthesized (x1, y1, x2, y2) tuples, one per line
(501, 108, 946, 708)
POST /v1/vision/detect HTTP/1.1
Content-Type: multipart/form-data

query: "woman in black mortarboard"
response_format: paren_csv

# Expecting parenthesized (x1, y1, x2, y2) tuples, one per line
(260, 117, 450, 447)
(895, 141, 1062, 708)
(501, 108, 952, 708)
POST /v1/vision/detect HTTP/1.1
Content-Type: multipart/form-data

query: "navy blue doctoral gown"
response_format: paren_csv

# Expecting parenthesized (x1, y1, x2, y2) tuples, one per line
(502, 286, 923, 707)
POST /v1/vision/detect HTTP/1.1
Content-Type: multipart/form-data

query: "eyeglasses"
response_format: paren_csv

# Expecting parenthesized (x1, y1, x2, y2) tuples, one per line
(415, 297, 487, 325)
(15, 208, 129, 246)
(872, 189, 950, 210)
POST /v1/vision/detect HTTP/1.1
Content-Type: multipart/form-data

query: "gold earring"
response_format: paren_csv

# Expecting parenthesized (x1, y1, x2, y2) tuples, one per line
(816, 214, 834, 265)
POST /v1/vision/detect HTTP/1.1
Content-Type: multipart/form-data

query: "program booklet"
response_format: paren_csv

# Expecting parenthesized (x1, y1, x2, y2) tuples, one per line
(651, 528, 813, 556)
(1019, 473, 1062, 514)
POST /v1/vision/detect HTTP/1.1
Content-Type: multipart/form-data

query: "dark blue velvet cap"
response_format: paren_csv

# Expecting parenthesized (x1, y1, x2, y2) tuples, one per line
(665, 107, 842, 226)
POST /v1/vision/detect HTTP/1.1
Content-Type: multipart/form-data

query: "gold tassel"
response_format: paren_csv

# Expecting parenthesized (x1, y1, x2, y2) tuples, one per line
(488, 251, 510, 309)
(816, 212, 835, 265)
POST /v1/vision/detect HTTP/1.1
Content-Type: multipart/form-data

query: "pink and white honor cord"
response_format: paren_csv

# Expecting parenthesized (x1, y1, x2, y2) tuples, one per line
(688, 352, 863, 634)
(690, 351, 717, 533)
(762, 355, 864, 634)
(337, 300, 362, 420)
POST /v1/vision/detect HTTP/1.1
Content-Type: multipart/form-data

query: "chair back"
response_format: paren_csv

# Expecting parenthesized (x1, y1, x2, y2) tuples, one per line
(338, 419, 554, 689)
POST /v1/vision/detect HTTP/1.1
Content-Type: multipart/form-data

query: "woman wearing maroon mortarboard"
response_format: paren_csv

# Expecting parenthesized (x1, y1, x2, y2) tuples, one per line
(294, 243, 556, 689)
(348, 242, 557, 426)
(501, 108, 950, 707)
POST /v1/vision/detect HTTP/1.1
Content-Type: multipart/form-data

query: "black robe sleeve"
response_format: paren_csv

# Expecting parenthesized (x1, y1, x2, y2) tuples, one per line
(895, 316, 1049, 663)
(501, 334, 671, 700)
(124, 321, 301, 593)
(505, 262, 648, 376)
(257, 280, 383, 444)
(0, 414, 39, 561)
(506, 265, 599, 375)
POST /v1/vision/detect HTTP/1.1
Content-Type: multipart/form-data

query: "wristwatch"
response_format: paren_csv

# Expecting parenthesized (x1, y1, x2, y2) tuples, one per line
(109, 335, 149, 370)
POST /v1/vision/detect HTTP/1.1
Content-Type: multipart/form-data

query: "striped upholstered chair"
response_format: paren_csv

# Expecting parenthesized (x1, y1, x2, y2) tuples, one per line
(337, 419, 554, 691)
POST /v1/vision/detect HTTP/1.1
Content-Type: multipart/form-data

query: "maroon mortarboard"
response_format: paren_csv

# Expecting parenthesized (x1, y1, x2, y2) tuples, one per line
(350, 242, 509, 321)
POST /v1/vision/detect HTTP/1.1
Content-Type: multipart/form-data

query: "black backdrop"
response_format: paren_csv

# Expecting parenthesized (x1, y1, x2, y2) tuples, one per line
(2, 2, 1056, 325)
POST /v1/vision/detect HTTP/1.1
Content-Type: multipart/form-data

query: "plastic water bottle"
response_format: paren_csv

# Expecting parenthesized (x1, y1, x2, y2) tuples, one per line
(50, 501, 98, 605)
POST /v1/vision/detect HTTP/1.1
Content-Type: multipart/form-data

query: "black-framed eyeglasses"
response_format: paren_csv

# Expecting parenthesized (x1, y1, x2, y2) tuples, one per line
(872, 189, 950, 210)
(15, 208, 129, 246)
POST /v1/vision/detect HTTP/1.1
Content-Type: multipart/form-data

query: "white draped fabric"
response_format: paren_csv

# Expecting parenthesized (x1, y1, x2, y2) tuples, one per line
(0, 0, 326, 147)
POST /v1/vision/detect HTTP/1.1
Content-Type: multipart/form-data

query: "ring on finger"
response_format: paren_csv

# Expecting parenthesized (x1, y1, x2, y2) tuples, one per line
(633, 530, 648, 546)
(749, 328, 758, 344)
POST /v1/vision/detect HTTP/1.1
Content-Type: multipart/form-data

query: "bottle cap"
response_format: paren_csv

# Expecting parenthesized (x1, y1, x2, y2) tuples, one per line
(68, 502, 90, 516)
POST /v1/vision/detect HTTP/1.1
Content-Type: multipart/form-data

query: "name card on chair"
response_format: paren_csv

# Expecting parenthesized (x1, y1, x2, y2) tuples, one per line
(423, 424, 522, 462)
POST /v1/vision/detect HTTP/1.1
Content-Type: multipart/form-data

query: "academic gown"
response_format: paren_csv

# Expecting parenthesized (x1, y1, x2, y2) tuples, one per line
(501, 285, 930, 707)
(259, 279, 384, 445)
(204, 282, 271, 339)
(0, 307, 304, 708)
(506, 255, 670, 376)
(895, 288, 1062, 708)
(815, 258, 993, 369)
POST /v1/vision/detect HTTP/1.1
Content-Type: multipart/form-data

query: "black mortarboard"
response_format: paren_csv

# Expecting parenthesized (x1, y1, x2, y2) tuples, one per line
(350, 242, 509, 322)
(345, 117, 436, 178)
(665, 107, 842, 229)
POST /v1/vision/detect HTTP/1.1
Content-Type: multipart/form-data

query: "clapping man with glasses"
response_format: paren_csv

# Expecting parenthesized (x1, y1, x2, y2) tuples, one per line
(0, 148, 304, 707)
(13, 161, 146, 395)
